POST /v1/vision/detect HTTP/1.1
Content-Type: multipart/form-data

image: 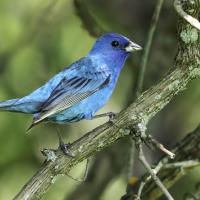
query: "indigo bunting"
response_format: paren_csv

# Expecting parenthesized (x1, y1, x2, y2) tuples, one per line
(0, 33, 141, 131)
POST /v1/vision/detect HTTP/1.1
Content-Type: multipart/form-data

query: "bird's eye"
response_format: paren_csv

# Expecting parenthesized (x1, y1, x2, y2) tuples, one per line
(111, 40, 119, 47)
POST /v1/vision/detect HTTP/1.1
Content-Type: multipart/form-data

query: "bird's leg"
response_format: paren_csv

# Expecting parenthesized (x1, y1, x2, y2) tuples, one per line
(56, 128, 75, 157)
(93, 112, 117, 122)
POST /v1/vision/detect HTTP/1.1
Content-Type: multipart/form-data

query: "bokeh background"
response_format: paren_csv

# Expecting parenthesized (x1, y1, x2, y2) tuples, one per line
(0, 0, 199, 199)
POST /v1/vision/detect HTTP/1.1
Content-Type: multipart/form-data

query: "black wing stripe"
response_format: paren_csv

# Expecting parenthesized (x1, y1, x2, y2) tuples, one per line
(40, 76, 86, 110)
(34, 73, 111, 122)
(53, 76, 82, 96)
(42, 78, 93, 111)
(53, 75, 111, 110)
(74, 78, 90, 89)
(99, 75, 111, 89)
(67, 77, 83, 87)
(68, 76, 77, 81)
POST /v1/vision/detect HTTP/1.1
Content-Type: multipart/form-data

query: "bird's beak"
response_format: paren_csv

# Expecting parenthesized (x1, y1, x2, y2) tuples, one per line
(125, 41, 142, 52)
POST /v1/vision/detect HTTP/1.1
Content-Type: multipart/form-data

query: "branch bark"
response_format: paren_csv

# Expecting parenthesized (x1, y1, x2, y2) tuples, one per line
(14, 0, 200, 199)
(174, 0, 200, 31)
(145, 127, 200, 200)
(122, 124, 200, 200)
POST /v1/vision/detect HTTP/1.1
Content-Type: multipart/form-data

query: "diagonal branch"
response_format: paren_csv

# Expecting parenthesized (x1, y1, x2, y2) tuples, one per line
(14, 1, 200, 200)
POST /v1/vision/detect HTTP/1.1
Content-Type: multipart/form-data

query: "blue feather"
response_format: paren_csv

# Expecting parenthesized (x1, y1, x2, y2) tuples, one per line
(0, 33, 141, 129)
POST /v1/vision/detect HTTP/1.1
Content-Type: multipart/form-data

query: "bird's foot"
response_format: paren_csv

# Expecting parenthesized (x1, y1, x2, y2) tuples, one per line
(107, 112, 116, 121)
(59, 142, 75, 157)
(106, 112, 117, 124)
(56, 128, 75, 157)
(93, 112, 117, 122)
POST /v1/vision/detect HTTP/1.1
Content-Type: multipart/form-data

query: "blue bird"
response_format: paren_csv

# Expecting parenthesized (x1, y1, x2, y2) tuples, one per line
(0, 33, 141, 133)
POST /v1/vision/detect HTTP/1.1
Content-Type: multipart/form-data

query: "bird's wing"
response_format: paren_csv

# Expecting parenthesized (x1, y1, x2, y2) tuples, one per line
(33, 69, 111, 124)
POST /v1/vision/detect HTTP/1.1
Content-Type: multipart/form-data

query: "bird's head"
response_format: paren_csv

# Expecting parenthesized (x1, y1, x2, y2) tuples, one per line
(89, 33, 142, 60)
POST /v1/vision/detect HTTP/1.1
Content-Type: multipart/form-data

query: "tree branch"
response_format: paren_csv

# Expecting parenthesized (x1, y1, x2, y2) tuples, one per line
(122, 124, 200, 200)
(74, 0, 105, 37)
(135, 0, 164, 96)
(140, 125, 200, 200)
(137, 143, 174, 200)
(174, 0, 200, 31)
(14, 1, 200, 199)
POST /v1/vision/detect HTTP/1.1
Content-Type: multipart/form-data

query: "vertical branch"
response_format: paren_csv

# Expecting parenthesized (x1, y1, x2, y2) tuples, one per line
(128, 0, 164, 179)
(138, 143, 174, 200)
(74, 0, 105, 37)
(135, 0, 164, 96)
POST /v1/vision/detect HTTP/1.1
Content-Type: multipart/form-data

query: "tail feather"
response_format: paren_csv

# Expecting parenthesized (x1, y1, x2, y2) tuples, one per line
(26, 120, 39, 132)
(26, 115, 45, 132)
(0, 99, 20, 111)
(0, 98, 41, 114)
(0, 98, 45, 132)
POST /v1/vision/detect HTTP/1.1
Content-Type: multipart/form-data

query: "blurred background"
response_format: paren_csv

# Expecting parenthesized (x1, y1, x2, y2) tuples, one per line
(0, 0, 199, 199)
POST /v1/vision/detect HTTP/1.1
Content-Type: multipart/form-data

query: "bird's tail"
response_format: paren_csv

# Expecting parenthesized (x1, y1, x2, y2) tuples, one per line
(0, 98, 22, 112)
(26, 114, 45, 132)
(0, 98, 44, 132)
(0, 97, 39, 114)
(26, 119, 40, 132)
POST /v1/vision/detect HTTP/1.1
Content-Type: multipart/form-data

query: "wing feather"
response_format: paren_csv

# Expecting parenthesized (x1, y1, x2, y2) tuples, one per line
(34, 73, 111, 124)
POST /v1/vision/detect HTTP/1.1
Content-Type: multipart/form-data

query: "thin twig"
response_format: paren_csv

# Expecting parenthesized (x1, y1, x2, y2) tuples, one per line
(134, 159, 200, 200)
(164, 160, 199, 169)
(135, 181, 146, 200)
(128, 0, 164, 180)
(150, 137, 175, 159)
(137, 127, 200, 200)
(135, 0, 164, 96)
(134, 161, 163, 200)
(138, 143, 174, 200)
(63, 158, 90, 182)
(122, 125, 200, 200)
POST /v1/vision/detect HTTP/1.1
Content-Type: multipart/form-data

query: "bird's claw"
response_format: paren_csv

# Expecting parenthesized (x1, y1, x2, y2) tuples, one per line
(59, 143, 75, 157)
(57, 128, 76, 157)
(107, 112, 117, 122)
